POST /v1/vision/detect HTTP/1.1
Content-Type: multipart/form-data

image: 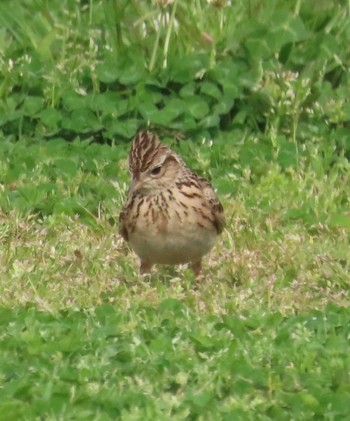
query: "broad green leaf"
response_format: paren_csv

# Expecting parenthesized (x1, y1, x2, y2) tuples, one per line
(245, 34, 272, 59)
(200, 81, 222, 100)
(213, 93, 234, 115)
(135, 83, 163, 105)
(145, 98, 184, 125)
(186, 96, 210, 119)
(180, 83, 196, 98)
(119, 64, 146, 85)
(170, 116, 197, 131)
(62, 92, 88, 111)
(38, 108, 62, 127)
(269, 12, 310, 47)
(24, 96, 44, 116)
(89, 92, 122, 113)
(96, 61, 120, 84)
(200, 113, 219, 128)
(107, 118, 139, 138)
(138, 102, 159, 121)
(54, 158, 78, 177)
(167, 53, 209, 83)
(62, 109, 100, 132)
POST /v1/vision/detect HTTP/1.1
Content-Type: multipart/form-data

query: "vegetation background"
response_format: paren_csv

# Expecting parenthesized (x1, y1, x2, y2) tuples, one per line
(0, 0, 349, 419)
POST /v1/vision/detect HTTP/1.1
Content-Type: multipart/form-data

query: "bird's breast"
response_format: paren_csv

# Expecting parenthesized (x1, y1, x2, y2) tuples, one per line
(123, 190, 218, 264)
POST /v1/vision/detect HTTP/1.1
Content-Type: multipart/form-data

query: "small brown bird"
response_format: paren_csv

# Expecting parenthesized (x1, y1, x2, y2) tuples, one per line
(119, 131, 225, 276)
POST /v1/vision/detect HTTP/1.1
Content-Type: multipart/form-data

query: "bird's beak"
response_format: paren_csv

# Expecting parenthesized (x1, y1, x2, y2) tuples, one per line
(130, 177, 144, 193)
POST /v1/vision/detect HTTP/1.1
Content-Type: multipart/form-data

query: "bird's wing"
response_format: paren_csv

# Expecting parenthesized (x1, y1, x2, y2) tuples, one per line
(118, 208, 128, 241)
(197, 176, 225, 234)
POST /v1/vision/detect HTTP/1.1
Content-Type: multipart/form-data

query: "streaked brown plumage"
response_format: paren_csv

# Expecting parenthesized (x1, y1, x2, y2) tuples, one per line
(119, 131, 225, 275)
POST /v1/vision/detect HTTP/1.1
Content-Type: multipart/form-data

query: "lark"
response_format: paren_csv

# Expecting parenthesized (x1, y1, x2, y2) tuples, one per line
(119, 131, 225, 276)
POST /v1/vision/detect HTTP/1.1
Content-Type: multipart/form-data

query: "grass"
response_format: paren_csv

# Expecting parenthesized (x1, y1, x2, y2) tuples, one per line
(1, 146, 349, 313)
(0, 139, 349, 418)
(0, 0, 349, 419)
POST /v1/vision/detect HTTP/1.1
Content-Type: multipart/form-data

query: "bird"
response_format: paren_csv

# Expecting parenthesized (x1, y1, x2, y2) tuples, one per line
(119, 130, 225, 276)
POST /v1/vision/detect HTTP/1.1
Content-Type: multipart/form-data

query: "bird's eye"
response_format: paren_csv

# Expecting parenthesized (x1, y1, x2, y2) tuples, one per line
(150, 166, 161, 176)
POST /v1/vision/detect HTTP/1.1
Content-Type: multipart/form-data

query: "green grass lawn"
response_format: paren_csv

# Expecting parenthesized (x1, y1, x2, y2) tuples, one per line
(0, 138, 349, 420)
(0, 0, 349, 419)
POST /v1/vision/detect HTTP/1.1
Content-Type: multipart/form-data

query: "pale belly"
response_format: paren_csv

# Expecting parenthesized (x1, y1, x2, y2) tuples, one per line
(127, 203, 217, 264)
(129, 225, 216, 264)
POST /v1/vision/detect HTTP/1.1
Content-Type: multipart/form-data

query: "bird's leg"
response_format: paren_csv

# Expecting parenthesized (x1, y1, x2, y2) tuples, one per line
(192, 260, 202, 278)
(140, 260, 153, 275)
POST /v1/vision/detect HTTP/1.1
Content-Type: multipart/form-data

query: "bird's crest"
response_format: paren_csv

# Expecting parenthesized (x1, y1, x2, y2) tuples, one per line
(129, 131, 169, 177)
